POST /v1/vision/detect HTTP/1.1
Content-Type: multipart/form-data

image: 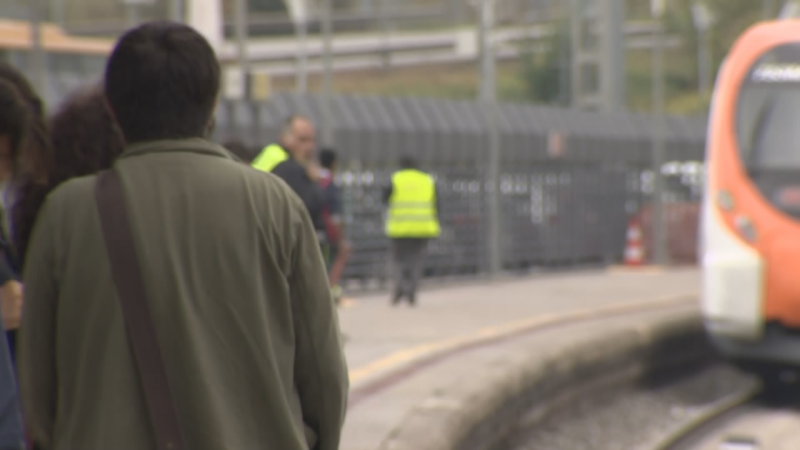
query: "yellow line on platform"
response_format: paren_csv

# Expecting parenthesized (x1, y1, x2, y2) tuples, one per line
(348, 294, 697, 385)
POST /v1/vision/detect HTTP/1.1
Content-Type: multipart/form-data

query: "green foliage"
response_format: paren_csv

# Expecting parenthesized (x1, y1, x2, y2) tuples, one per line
(249, 0, 287, 12)
(518, 0, 767, 113)
(520, 21, 571, 106)
(662, 0, 762, 89)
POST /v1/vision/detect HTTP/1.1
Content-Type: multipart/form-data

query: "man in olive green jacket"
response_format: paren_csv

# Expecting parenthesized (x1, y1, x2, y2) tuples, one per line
(18, 21, 348, 450)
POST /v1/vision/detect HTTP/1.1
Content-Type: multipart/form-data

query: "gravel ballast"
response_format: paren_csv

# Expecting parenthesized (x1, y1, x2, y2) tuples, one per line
(504, 364, 756, 450)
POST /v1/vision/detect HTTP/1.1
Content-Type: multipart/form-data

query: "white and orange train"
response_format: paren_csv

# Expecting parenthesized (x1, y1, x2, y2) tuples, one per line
(702, 20, 800, 386)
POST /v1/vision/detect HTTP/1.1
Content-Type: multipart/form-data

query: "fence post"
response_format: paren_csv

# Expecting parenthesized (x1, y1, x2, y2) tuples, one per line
(479, 0, 502, 277)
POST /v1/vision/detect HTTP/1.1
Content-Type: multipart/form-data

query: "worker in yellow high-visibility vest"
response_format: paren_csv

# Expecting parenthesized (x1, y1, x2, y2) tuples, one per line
(251, 116, 303, 173)
(383, 155, 441, 307)
(251, 143, 288, 172)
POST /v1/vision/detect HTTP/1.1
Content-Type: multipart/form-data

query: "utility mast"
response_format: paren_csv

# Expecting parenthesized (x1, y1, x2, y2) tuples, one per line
(570, 0, 625, 111)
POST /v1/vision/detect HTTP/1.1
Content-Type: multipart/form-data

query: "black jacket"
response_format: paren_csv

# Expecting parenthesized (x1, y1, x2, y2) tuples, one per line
(272, 159, 325, 233)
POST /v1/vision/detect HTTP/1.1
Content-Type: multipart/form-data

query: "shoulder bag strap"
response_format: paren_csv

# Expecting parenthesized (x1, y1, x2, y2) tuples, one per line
(94, 170, 186, 450)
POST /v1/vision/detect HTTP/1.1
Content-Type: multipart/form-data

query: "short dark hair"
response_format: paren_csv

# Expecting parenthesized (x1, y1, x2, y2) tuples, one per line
(319, 147, 336, 169)
(399, 155, 418, 170)
(0, 79, 29, 159)
(281, 114, 312, 137)
(0, 62, 50, 184)
(105, 21, 221, 143)
(0, 62, 45, 118)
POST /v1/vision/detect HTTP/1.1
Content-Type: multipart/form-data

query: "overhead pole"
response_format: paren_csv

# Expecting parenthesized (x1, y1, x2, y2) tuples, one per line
(601, 0, 625, 111)
(570, 0, 625, 110)
(297, 17, 308, 92)
(286, 0, 309, 92)
(125, 0, 142, 27)
(651, 0, 667, 266)
(691, 2, 714, 95)
(379, 0, 391, 69)
(478, 0, 502, 278)
(30, 0, 47, 99)
(321, 0, 334, 146)
(235, 0, 251, 100)
(53, 0, 66, 27)
(171, 0, 183, 21)
(478, 0, 495, 104)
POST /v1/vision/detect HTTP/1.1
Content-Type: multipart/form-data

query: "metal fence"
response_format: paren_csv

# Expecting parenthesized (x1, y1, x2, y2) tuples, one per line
(213, 92, 707, 290)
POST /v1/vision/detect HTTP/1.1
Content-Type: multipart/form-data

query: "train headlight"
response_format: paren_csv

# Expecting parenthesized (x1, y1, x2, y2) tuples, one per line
(717, 190, 735, 211)
(734, 214, 757, 242)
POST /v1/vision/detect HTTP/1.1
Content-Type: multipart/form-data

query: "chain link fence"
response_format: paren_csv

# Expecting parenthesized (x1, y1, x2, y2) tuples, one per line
(214, 92, 707, 290)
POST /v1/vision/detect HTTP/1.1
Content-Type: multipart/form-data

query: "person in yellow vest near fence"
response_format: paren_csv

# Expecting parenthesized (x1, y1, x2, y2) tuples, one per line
(251, 116, 301, 172)
(383, 155, 441, 307)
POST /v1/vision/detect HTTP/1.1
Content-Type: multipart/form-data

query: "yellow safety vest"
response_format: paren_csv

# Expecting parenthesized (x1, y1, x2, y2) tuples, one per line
(251, 144, 289, 172)
(386, 169, 441, 238)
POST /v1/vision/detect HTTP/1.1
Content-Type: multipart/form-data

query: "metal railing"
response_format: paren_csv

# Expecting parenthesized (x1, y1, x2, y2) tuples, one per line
(214, 92, 707, 290)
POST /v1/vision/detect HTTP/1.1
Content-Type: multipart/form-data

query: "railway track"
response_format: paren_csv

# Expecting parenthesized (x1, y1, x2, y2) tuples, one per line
(649, 382, 800, 450)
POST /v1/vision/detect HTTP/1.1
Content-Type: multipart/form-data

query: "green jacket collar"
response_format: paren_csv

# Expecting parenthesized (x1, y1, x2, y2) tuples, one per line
(120, 138, 234, 161)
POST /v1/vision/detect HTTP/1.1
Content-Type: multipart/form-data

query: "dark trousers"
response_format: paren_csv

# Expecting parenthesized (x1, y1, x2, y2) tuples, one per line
(390, 238, 428, 302)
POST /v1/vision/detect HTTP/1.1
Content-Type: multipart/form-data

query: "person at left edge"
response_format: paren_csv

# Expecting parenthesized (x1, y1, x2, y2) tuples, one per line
(0, 78, 31, 450)
(0, 61, 50, 365)
(0, 80, 24, 353)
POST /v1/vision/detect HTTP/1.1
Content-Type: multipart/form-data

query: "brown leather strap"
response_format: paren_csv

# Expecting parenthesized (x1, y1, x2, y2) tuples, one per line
(95, 170, 186, 450)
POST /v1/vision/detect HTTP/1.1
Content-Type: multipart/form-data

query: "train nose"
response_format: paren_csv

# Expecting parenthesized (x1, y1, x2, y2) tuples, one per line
(766, 235, 800, 327)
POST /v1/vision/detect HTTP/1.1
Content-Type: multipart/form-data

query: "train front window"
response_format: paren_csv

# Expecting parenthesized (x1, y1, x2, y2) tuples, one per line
(736, 43, 800, 218)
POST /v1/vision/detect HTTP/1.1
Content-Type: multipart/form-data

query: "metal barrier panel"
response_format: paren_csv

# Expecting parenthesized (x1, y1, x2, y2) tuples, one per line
(215, 93, 707, 290)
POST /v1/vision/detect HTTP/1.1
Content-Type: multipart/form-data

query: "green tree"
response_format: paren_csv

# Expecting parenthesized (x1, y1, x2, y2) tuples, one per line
(222, 0, 286, 13)
(662, 0, 762, 91)
(250, 0, 287, 12)
(520, 20, 571, 106)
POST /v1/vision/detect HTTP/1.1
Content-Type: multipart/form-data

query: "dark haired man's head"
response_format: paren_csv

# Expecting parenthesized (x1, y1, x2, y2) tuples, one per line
(280, 115, 316, 165)
(104, 21, 221, 144)
(0, 63, 51, 186)
(399, 155, 418, 170)
(224, 140, 255, 163)
(0, 79, 28, 182)
(319, 148, 337, 171)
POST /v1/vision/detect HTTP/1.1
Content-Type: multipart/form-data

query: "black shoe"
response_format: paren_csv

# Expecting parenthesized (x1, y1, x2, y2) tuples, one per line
(408, 293, 417, 307)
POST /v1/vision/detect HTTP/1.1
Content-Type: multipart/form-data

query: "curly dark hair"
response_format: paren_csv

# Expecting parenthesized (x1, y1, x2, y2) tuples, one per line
(0, 62, 44, 118)
(0, 79, 30, 165)
(0, 62, 51, 187)
(12, 84, 125, 262)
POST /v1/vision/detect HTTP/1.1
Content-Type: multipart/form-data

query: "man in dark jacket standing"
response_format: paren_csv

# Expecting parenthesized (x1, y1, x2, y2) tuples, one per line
(272, 115, 327, 242)
(19, 21, 348, 450)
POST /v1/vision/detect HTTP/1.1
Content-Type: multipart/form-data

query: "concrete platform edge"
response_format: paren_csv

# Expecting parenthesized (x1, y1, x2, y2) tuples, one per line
(376, 305, 712, 450)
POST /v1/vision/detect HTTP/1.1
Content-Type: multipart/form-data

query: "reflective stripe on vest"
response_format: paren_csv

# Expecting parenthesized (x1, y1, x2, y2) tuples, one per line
(251, 144, 289, 172)
(386, 169, 441, 238)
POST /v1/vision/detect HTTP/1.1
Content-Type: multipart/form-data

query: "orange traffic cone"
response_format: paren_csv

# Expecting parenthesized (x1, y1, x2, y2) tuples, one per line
(624, 218, 646, 266)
